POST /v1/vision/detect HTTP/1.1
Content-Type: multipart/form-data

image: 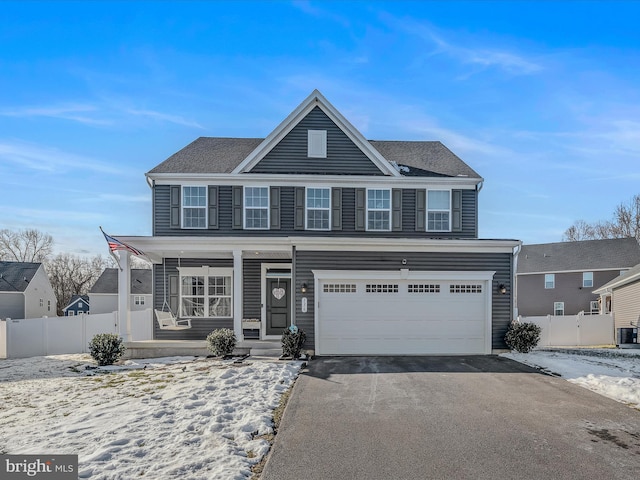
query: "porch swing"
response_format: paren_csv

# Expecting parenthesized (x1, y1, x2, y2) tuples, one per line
(154, 261, 192, 330)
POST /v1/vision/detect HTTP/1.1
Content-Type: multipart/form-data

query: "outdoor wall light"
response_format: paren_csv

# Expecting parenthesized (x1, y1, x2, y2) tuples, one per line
(498, 284, 507, 295)
(301, 283, 308, 294)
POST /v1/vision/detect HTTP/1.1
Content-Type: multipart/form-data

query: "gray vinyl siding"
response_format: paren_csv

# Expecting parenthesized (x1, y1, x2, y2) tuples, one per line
(516, 270, 621, 316)
(0, 293, 25, 320)
(612, 280, 640, 330)
(294, 251, 513, 351)
(154, 185, 478, 238)
(152, 258, 233, 340)
(250, 107, 385, 175)
(242, 258, 291, 319)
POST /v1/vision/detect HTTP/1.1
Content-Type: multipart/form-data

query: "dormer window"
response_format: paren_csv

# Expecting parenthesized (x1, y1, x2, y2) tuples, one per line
(308, 130, 327, 158)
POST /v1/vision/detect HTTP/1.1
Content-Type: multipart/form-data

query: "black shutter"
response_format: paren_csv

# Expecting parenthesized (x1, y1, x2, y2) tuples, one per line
(270, 187, 280, 230)
(208, 186, 219, 229)
(415, 189, 426, 231)
(170, 186, 181, 229)
(169, 274, 179, 315)
(331, 188, 342, 230)
(294, 187, 305, 230)
(232, 186, 243, 229)
(392, 189, 402, 231)
(355, 188, 366, 231)
(452, 189, 462, 232)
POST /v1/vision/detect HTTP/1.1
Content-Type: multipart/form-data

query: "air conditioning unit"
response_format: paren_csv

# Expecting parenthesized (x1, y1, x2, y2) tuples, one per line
(617, 328, 638, 348)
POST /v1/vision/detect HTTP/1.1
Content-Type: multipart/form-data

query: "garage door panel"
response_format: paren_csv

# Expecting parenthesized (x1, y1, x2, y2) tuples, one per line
(318, 277, 490, 355)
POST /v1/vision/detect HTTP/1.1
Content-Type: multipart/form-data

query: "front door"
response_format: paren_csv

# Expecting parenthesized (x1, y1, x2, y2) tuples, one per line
(266, 277, 291, 336)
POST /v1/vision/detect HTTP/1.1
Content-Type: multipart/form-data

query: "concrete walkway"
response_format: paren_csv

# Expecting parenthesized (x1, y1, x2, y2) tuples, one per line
(261, 356, 640, 480)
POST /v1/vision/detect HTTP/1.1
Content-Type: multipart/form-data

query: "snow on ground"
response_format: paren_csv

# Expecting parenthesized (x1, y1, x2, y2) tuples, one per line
(0, 354, 302, 479)
(503, 349, 640, 409)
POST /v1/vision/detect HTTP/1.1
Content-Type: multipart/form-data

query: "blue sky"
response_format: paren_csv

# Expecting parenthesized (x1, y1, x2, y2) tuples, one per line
(1, 1, 639, 256)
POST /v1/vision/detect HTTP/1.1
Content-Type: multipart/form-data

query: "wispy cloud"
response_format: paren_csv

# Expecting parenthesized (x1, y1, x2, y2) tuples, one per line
(125, 108, 205, 129)
(292, 0, 351, 28)
(97, 193, 150, 203)
(0, 103, 111, 125)
(0, 140, 123, 175)
(379, 13, 542, 76)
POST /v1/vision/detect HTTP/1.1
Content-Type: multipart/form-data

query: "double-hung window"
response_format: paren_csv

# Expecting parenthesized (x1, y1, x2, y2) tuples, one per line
(367, 189, 391, 231)
(179, 267, 233, 318)
(544, 274, 555, 289)
(182, 186, 207, 229)
(427, 190, 451, 231)
(582, 272, 593, 288)
(554, 302, 565, 316)
(244, 187, 269, 229)
(306, 187, 330, 230)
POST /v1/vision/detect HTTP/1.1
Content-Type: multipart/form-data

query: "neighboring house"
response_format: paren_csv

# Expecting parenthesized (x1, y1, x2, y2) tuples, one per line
(89, 269, 152, 314)
(516, 238, 640, 317)
(593, 262, 640, 345)
(0, 261, 57, 320)
(62, 294, 90, 316)
(116, 89, 519, 355)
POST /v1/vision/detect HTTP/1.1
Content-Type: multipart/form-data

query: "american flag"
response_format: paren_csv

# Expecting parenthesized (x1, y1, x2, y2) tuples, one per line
(100, 227, 145, 257)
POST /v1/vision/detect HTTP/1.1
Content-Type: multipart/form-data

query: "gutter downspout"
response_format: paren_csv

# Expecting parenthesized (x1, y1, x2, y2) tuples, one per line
(512, 242, 522, 321)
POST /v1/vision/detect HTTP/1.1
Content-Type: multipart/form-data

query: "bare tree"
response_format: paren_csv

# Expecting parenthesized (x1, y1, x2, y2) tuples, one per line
(563, 195, 640, 242)
(46, 254, 111, 316)
(0, 228, 54, 262)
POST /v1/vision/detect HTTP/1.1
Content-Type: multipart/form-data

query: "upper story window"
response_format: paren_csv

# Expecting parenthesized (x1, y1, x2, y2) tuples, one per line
(308, 130, 327, 158)
(244, 187, 269, 229)
(182, 186, 207, 229)
(427, 190, 451, 231)
(544, 273, 555, 289)
(306, 187, 330, 230)
(367, 189, 391, 231)
(582, 272, 593, 288)
(134, 295, 145, 306)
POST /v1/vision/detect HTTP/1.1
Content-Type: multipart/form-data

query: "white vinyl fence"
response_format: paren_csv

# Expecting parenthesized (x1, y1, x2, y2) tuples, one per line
(519, 313, 614, 347)
(0, 309, 153, 359)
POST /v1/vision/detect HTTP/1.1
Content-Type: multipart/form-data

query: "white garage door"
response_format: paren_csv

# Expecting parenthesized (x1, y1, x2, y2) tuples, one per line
(316, 271, 493, 355)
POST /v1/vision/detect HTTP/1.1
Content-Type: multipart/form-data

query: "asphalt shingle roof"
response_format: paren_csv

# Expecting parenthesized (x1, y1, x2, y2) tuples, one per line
(147, 137, 480, 178)
(89, 269, 152, 294)
(517, 238, 640, 274)
(0, 261, 41, 292)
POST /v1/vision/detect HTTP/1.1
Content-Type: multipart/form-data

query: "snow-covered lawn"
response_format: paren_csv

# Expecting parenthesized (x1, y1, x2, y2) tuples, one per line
(0, 354, 302, 479)
(503, 349, 640, 409)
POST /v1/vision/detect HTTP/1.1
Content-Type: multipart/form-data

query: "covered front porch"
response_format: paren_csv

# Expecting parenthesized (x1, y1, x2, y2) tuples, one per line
(115, 237, 296, 344)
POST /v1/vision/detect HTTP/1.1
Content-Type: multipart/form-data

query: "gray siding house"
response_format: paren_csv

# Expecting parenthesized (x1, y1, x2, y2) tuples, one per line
(516, 238, 640, 317)
(117, 90, 520, 355)
(89, 269, 152, 314)
(0, 261, 57, 320)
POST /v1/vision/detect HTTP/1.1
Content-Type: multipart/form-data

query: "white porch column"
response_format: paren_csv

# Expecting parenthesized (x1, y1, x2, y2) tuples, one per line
(117, 251, 132, 342)
(233, 249, 243, 339)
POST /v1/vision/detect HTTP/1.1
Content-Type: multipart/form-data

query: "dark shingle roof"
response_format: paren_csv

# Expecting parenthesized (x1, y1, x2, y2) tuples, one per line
(146, 137, 480, 178)
(517, 238, 640, 274)
(63, 295, 89, 311)
(89, 269, 152, 294)
(0, 261, 41, 292)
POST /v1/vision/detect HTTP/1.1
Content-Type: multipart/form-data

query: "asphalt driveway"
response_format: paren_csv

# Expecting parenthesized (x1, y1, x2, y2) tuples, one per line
(261, 356, 640, 480)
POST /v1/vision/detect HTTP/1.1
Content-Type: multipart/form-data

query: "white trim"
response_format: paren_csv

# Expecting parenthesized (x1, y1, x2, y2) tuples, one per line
(181, 185, 208, 229)
(518, 267, 634, 276)
(231, 90, 400, 177)
(366, 188, 392, 232)
(554, 301, 565, 316)
(426, 189, 452, 232)
(582, 271, 594, 288)
(261, 263, 293, 340)
(176, 266, 234, 318)
(149, 174, 481, 188)
(593, 269, 640, 294)
(243, 186, 270, 230)
(305, 186, 331, 231)
(312, 269, 495, 355)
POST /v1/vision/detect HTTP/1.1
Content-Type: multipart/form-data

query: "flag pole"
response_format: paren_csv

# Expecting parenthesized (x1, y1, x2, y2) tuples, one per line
(100, 226, 123, 271)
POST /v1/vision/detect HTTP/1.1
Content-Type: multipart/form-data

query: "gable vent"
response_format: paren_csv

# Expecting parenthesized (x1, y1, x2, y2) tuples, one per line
(308, 129, 327, 158)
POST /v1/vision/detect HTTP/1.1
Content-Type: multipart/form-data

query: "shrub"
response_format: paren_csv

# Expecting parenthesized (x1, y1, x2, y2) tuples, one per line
(207, 328, 237, 357)
(88, 333, 126, 366)
(281, 326, 306, 358)
(505, 322, 542, 353)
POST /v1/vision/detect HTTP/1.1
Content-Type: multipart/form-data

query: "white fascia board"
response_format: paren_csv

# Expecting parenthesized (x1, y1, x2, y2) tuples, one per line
(312, 269, 496, 281)
(292, 237, 520, 253)
(517, 267, 634, 276)
(593, 272, 640, 294)
(148, 173, 481, 189)
(231, 90, 400, 177)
